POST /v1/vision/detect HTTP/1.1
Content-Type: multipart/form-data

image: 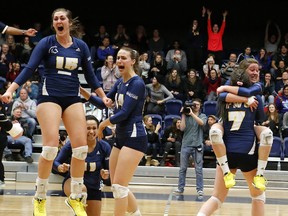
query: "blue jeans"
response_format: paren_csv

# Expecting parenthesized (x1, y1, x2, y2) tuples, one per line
(177, 146, 203, 193)
(7, 136, 33, 157)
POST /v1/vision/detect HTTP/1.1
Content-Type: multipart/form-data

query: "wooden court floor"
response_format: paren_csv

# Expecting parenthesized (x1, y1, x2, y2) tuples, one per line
(0, 181, 288, 215)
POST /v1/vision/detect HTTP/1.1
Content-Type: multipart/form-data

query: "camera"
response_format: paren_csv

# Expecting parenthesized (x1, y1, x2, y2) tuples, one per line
(182, 101, 195, 115)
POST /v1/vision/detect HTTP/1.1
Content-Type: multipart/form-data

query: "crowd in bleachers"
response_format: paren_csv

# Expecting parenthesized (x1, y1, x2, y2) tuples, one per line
(2, 7, 288, 166)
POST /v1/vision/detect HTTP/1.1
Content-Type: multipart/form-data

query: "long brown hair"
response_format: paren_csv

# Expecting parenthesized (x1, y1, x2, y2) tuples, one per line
(51, 8, 82, 38)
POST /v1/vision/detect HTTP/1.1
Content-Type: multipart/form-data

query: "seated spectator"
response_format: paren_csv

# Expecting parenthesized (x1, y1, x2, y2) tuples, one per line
(16, 79, 39, 101)
(275, 70, 288, 94)
(147, 29, 166, 64)
(11, 88, 37, 139)
(139, 52, 150, 84)
(95, 36, 118, 69)
(262, 103, 281, 137)
(5, 107, 33, 163)
(166, 49, 187, 78)
(160, 118, 183, 167)
(148, 53, 167, 84)
(164, 68, 185, 102)
(203, 68, 222, 101)
(236, 46, 255, 63)
(261, 72, 276, 106)
(203, 115, 218, 167)
(143, 115, 161, 166)
(6, 62, 21, 83)
(145, 75, 174, 115)
(202, 55, 220, 78)
(184, 69, 206, 102)
(101, 55, 121, 94)
(220, 52, 238, 84)
(254, 48, 271, 82)
(270, 44, 288, 79)
(275, 84, 288, 121)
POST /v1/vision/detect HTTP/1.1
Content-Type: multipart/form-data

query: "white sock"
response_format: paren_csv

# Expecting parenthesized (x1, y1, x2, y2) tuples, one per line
(256, 160, 267, 176)
(217, 155, 230, 175)
(34, 177, 48, 199)
(70, 177, 84, 199)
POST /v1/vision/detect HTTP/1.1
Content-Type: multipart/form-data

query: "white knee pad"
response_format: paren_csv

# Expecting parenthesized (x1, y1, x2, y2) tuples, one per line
(127, 209, 141, 216)
(7, 123, 23, 138)
(41, 146, 58, 160)
(209, 128, 224, 144)
(259, 128, 273, 146)
(111, 183, 129, 199)
(211, 196, 222, 209)
(72, 145, 88, 160)
(252, 192, 266, 203)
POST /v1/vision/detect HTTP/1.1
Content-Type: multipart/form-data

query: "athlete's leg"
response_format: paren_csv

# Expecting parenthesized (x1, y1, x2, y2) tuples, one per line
(197, 166, 236, 216)
(242, 169, 265, 216)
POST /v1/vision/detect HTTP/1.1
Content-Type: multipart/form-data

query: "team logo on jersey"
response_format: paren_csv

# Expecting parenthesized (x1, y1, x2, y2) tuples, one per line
(49, 46, 58, 54)
(76, 48, 81, 52)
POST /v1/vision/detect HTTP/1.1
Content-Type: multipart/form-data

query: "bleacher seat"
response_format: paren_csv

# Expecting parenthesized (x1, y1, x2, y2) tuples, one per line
(269, 136, 284, 160)
(283, 137, 288, 158)
(202, 100, 217, 116)
(165, 99, 182, 116)
(163, 114, 181, 129)
(95, 67, 103, 88)
(148, 114, 163, 127)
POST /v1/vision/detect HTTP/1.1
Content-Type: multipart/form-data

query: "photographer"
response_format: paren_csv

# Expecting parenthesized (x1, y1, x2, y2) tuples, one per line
(173, 98, 207, 201)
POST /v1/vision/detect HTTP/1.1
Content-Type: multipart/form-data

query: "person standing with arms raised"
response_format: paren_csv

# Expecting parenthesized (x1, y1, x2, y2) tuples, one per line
(1, 8, 109, 216)
(206, 9, 228, 66)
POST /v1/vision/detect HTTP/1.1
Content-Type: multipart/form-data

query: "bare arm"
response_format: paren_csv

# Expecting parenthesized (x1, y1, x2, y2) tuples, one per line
(6, 26, 37, 37)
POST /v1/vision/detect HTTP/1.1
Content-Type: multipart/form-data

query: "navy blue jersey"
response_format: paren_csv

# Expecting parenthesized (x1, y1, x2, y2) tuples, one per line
(0, 22, 8, 34)
(14, 35, 101, 97)
(53, 140, 111, 190)
(220, 95, 264, 154)
(107, 76, 147, 139)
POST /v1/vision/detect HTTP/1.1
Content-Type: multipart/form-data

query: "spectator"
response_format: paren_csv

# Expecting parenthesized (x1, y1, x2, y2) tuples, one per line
(143, 115, 161, 166)
(11, 88, 37, 140)
(206, 9, 228, 66)
(164, 68, 185, 102)
(145, 75, 174, 115)
(262, 103, 281, 137)
(264, 20, 281, 57)
(160, 118, 183, 167)
(220, 52, 238, 85)
(148, 53, 167, 84)
(236, 46, 255, 64)
(6, 106, 33, 163)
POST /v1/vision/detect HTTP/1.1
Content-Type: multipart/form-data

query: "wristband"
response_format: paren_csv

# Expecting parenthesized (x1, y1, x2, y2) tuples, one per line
(246, 96, 255, 106)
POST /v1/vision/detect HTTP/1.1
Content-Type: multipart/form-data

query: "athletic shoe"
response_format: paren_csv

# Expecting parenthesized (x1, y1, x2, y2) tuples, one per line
(151, 159, 160, 166)
(173, 188, 183, 194)
(253, 175, 267, 191)
(65, 196, 87, 216)
(0, 180, 5, 187)
(223, 172, 236, 189)
(33, 198, 46, 216)
(196, 190, 204, 201)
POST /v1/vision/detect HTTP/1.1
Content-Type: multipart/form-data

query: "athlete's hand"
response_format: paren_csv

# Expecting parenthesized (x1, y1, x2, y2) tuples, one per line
(1, 91, 13, 103)
(100, 169, 109, 180)
(245, 96, 258, 111)
(216, 86, 226, 95)
(103, 97, 113, 108)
